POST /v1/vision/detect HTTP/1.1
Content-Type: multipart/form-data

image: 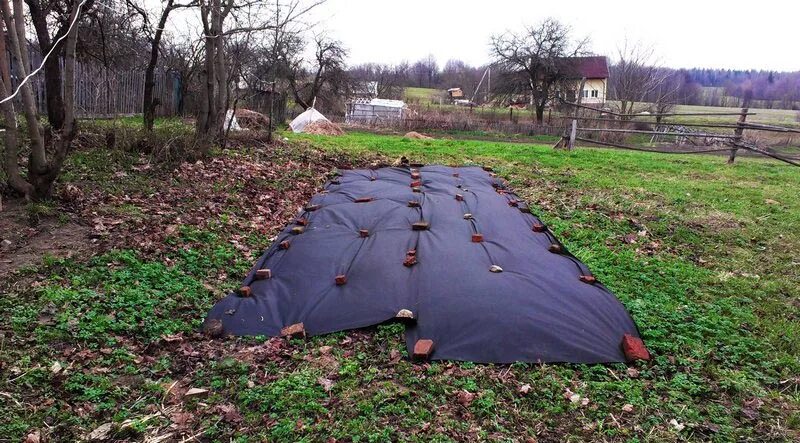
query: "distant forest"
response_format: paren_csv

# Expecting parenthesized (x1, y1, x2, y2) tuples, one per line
(363, 56, 800, 110)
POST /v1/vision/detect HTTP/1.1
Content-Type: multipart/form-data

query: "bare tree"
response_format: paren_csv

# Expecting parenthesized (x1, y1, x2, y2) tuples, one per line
(283, 35, 347, 110)
(1, 0, 84, 200)
(194, 0, 322, 149)
(608, 40, 670, 117)
(127, 0, 195, 131)
(349, 63, 407, 99)
(490, 18, 588, 123)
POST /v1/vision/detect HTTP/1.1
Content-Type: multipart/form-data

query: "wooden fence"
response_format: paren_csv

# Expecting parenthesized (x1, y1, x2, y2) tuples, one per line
(6, 43, 181, 118)
(553, 98, 800, 167)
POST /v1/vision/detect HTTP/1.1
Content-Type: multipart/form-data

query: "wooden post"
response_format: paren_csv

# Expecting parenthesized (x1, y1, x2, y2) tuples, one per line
(567, 119, 577, 150)
(728, 94, 752, 164)
(567, 78, 586, 151)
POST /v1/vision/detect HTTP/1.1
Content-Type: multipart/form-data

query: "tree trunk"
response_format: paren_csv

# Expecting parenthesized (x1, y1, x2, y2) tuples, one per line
(26, 0, 66, 130)
(143, 0, 175, 131)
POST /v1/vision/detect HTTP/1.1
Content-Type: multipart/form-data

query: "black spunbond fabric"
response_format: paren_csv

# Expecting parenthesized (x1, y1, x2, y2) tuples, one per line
(204, 165, 641, 363)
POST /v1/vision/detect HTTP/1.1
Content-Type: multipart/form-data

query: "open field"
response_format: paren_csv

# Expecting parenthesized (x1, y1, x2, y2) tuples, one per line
(403, 87, 800, 129)
(1, 127, 799, 441)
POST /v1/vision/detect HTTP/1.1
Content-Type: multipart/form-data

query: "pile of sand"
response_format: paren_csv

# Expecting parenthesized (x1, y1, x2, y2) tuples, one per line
(234, 108, 270, 130)
(403, 131, 433, 140)
(303, 120, 345, 136)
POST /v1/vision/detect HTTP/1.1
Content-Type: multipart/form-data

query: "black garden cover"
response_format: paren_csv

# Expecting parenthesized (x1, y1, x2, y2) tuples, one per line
(204, 165, 642, 363)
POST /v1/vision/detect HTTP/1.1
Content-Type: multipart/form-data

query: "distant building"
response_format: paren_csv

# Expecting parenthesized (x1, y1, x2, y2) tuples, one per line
(447, 87, 464, 99)
(345, 98, 406, 123)
(562, 56, 609, 105)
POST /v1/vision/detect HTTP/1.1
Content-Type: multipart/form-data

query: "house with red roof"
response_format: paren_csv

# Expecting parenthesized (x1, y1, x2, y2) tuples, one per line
(562, 56, 609, 105)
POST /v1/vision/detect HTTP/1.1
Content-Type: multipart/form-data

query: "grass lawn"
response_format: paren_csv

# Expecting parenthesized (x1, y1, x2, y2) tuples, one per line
(1, 128, 799, 441)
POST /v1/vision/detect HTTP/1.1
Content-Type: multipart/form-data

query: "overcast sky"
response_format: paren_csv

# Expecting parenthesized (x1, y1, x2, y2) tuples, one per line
(305, 0, 798, 72)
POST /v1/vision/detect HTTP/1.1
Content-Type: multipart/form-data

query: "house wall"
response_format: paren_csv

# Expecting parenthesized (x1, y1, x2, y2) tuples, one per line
(581, 79, 607, 104)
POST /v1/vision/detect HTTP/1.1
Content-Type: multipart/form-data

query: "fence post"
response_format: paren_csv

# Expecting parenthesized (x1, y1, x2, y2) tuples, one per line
(567, 119, 577, 150)
(728, 94, 751, 164)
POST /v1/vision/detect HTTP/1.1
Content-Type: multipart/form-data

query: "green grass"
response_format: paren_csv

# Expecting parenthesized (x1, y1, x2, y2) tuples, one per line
(404, 87, 441, 103)
(1, 128, 799, 441)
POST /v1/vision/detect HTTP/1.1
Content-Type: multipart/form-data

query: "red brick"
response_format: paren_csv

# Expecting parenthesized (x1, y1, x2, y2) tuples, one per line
(531, 223, 546, 232)
(411, 172, 421, 179)
(359, 229, 369, 238)
(279, 240, 291, 250)
(255, 269, 272, 280)
(281, 322, 306, 338)
(548, 244, 563, 253)
(335, 275, 347, 285)
(238, 286, 252, 297)
(413, 339, 435, 361)
(455, 194, 464, 202)
(472, 233, 484, 243)
(410, 180, 422, 188)
(354, 196, 373, 203)
(403, 255, 417, 267)
(621, 334, 650, 361)
(579, 275, 596, 284)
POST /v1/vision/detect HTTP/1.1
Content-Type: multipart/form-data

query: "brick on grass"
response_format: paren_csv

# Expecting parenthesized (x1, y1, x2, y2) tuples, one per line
(621, 334, 650, 361)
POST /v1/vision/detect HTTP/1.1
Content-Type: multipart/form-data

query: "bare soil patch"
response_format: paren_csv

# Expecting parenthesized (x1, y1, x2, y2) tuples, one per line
(0, 201, 94, 278)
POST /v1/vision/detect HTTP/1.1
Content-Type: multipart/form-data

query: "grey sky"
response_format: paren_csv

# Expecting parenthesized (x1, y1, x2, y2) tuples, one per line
(307, 0, 798, 71)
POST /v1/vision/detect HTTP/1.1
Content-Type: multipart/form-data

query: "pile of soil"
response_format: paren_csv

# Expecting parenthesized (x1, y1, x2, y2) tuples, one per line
(234, 108, 270, 130)
(303, 120, 345, 136)
(403, 131, 433, 140)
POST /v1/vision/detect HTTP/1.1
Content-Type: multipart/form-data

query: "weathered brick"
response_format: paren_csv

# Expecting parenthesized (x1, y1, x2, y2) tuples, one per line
(291, 226, 305, 235)
(354, 196, 373, 203)
(410, 179, 422, 188)
(472, 233, 484, 243)
(455, 194, 464, 202)
(279, 240, 291, 250)
(531, 223, 546, 232)
(621, 334, 650, 361)
(579, 275, 597, 284)
(295, 217, 308, 226)
(204, 319, 224, 338)
(281, 322, 306, 338)
(359, 229, 369, 238)
(335, 275, 347, 285)
(412, 221, 430, 231)
(255, 269, 272, 280)
(403, 255, 417, 267)
(408, 200, 420, 208)
(548, 244, 563, 253)
(238, 286, 252, 297)
(413, 339, 435, 361)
